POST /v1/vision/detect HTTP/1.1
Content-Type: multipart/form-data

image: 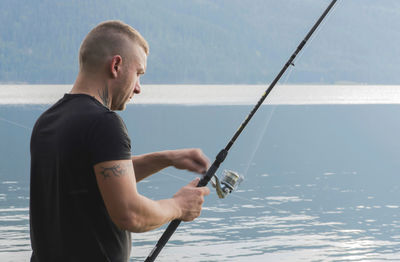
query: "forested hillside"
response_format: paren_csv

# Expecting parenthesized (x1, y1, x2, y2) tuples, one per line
(0, 0, 399, 84)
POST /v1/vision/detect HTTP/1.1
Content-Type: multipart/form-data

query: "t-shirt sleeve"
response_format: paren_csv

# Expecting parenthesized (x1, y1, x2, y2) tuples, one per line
(88, 111, 132, 165)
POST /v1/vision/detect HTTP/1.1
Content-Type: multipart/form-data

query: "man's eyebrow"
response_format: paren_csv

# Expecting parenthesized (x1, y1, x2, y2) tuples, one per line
(138, 68, 145, 74)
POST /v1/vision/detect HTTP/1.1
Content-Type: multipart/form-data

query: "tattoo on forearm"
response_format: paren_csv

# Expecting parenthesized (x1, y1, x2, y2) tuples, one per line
(99, 163, 129, 180)
(98, 84, 110, 108)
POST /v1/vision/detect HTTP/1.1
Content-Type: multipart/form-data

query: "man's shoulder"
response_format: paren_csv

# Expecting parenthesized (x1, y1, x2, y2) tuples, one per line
(92, 110, 127, 132)
(58, 93, 109, 114)
(33, 94, 118, 134)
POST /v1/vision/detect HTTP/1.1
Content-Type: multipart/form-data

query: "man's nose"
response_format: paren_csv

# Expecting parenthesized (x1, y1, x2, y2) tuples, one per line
(134, 81, 141, 94)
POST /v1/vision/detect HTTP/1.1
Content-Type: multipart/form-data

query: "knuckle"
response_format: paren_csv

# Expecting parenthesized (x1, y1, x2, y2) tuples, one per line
(192, 148, 201, 157)
(200, 187, 209, 196)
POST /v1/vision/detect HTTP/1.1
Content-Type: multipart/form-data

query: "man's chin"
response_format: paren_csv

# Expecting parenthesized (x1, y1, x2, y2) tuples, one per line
(111, 103, 127, 111)
(111, 97, 133, 111)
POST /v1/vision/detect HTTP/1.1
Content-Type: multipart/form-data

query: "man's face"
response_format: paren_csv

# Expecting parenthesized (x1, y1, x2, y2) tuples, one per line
(111, 44, 147, 111)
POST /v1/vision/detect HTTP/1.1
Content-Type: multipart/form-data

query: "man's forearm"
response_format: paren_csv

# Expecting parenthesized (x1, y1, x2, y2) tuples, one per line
(132, 149, 209, 182)
(95, 159, 208, 234)
(123, 196, 180, 233)
(132, 151, 173, 182)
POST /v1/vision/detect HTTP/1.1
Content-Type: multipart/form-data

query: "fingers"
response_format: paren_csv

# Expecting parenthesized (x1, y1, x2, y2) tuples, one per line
(187, 178, 210, 195)
(191, 149, 209, 171)
(203, 186, 210, 196)
(185, 159, 208, 174)
(171, 148, 210, 174)
(188, 177, 200, 187)
(174, 178, 210, 221)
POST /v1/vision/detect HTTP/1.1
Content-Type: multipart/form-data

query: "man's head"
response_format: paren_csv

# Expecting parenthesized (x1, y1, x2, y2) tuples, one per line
(79, 20, 149, 110)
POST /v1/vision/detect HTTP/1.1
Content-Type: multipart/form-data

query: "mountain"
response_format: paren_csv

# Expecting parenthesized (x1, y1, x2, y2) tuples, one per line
(0, 0, 399, 84)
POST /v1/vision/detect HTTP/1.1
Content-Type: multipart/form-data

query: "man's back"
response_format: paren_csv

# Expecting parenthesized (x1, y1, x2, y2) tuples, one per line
(30, 93, 132, 262)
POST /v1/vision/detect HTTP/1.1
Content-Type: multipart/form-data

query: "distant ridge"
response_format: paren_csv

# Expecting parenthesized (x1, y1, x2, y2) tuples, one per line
(0, 0, 400, 84)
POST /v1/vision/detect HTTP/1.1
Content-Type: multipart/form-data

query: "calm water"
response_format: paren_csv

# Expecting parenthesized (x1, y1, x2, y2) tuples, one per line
(1, 85, 400, 261)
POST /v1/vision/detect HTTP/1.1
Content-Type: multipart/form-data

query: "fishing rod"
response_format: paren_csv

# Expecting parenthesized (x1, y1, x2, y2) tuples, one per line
(145, 0, 337, 261)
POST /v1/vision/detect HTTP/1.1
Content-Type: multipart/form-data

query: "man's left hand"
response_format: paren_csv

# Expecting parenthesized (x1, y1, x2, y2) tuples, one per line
(168, 148, 209, 174)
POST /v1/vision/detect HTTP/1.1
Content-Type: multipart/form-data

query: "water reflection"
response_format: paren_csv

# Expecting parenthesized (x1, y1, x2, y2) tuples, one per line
(1, 173, 400, 261)
(1, 171, 399, 261)
(127, 172, 400, 261)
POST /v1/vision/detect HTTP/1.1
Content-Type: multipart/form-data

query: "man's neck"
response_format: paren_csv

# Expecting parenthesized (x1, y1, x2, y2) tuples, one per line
(71, 73, 112, 109)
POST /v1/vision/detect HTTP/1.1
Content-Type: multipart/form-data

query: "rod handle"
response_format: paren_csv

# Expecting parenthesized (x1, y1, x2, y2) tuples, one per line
(144, 219, 181, 262)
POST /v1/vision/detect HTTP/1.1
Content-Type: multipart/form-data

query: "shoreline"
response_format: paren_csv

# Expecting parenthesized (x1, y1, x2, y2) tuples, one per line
(1, 84, 400, 105)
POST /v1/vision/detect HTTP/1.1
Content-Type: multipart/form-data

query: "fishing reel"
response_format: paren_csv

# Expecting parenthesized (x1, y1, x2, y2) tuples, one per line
(210, 170, 244, 199)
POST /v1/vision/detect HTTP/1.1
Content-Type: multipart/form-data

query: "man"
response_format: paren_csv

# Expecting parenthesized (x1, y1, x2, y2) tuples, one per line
(30, 20, 210, 262)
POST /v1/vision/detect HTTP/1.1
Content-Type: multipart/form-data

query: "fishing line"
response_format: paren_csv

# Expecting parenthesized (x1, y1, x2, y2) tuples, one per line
(159, 170, 189, 183)
(241, 107, 276, 177)
(145, 1, 339, 261)
(235, 0, 348, 234)
(241, 0, 341, 178)
(240, 2, 339, 176)
(283, 0, 341, 80)
(0, 115, 32, 131)
(220, 2, 358, 235)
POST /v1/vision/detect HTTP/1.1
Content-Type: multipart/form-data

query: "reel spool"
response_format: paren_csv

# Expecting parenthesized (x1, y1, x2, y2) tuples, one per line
(211, 170, 244, 199)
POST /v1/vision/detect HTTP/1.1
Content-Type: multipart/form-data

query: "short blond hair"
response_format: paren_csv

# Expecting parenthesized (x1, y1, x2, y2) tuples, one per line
(79, 20, 149, 72)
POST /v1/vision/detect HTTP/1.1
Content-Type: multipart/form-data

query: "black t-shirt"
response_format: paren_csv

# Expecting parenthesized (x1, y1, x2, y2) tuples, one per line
(30, 94, 132, 262)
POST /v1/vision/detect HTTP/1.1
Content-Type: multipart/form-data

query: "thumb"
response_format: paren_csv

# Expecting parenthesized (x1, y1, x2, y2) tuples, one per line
(188, 177, 200, 187)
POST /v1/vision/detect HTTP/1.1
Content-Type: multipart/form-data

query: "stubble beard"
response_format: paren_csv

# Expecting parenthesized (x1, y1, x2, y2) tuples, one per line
(111, 93, 129, 111)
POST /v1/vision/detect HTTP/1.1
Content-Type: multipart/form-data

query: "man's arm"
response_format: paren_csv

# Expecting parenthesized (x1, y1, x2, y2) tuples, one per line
(132, 148, 209, 182)
(94, 159, 210, 233)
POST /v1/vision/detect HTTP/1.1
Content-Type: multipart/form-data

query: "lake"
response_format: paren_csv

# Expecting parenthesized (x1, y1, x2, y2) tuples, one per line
(1, 85, 400, 261)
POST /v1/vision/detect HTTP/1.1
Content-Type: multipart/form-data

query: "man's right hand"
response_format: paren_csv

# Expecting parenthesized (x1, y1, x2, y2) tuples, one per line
(172, 178, 210, 222)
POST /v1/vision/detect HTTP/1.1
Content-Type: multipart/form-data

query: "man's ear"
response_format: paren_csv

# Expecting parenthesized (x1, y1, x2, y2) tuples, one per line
(110, 55, 122, 78)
